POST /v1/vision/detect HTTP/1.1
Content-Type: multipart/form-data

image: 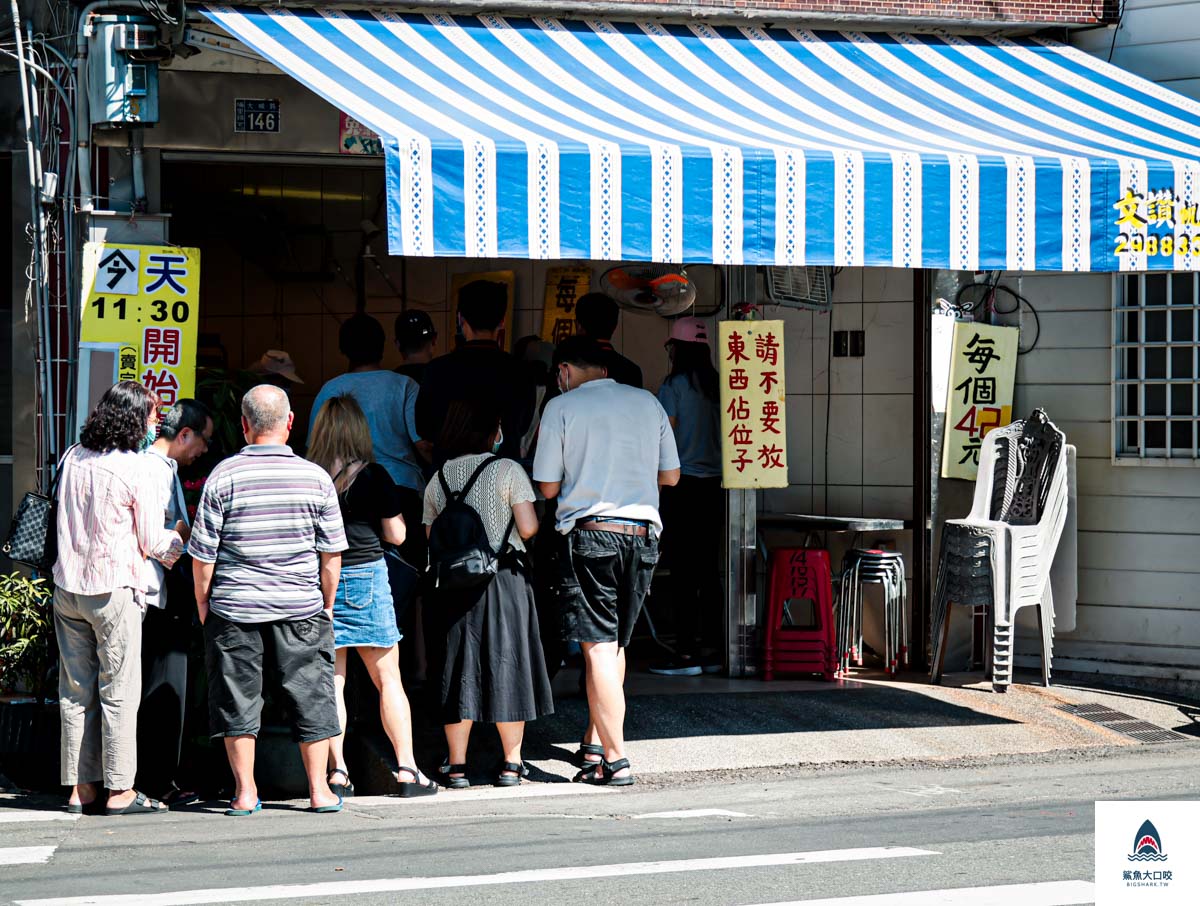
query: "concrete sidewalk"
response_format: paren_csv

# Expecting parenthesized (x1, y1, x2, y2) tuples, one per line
(496, 667, 1200, 781)
(355, 665, 1199, 792)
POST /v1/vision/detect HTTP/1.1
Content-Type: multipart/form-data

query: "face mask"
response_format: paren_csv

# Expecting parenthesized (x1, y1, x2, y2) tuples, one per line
(140, 425, 157, 451)
(557, 366, 570, 394)
(492, 426, 504, 455)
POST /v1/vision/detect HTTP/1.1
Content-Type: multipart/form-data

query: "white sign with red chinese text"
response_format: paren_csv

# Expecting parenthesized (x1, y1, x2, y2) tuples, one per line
(940, 321, 1019, 480)
(80, 242, 201, 408)
(719, 320, 788, 489)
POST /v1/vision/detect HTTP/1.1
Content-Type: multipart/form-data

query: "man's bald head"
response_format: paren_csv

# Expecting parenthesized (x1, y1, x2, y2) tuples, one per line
(241, 384, 292, 442)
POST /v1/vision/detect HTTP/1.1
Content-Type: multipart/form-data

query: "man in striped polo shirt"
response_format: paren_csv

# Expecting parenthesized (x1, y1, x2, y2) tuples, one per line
(191, 384, 347, 815)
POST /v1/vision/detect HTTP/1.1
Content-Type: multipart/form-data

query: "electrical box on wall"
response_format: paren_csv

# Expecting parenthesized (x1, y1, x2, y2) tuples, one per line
(87, 15, 160, 126)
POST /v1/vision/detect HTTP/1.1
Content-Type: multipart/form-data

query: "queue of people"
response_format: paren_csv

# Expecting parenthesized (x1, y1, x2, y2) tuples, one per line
(50, 282, 716, 816)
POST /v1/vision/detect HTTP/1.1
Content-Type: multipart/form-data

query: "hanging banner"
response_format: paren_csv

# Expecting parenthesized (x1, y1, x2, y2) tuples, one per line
(941, 321, 1019, 480)
(339, 112, 383, 156)
(541, 266, 591, 343)
(719, 320, 788, 489)
(80, 242, 201, 407)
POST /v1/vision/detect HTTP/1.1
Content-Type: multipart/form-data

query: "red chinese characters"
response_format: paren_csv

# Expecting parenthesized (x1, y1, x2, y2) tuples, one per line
(720, 322, 788, 485)
(143, 327, 182, 366)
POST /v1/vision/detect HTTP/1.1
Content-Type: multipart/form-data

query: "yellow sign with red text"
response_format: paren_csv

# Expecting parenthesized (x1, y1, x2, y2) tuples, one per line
(719, 320, 788, 489)
(80, 242, 201, 407)
(941, 321, 1019, 480)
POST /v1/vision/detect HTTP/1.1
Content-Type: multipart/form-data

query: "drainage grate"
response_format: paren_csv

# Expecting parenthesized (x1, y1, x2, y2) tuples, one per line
(1056, 703, 1193, 744)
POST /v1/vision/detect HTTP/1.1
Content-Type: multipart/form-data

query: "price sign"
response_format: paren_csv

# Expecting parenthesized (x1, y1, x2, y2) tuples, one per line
(80, 242, 201, 407)
(719, 320, 788, 489)
(541, 266, 591, 343)
(941, 321, 1018, 479)
(234, 98, 280, 133)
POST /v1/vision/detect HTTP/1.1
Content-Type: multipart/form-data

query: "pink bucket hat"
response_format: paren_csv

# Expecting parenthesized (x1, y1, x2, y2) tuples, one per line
(665, 317, 710, 346)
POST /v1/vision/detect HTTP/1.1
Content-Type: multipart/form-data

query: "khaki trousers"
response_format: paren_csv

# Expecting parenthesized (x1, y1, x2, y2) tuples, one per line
(54, 587, 143, 789)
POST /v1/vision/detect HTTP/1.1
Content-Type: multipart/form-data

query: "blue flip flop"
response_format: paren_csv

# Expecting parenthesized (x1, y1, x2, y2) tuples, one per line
(309, 793, 344, 814)
(224, 799, 262, 817)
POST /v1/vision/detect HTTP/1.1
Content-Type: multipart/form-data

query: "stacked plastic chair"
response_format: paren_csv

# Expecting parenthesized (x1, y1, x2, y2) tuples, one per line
(836, 549, 907, 677)
(762, 548, 836, 681)
(930, 408, 1070, 692)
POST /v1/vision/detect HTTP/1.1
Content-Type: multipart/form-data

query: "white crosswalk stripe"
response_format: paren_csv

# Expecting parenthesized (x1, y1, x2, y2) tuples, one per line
(0, 846, 58, 866)
(744, 880, 1095, 905)
(13, 847, 940, 905)
(0, 810, 79, 824)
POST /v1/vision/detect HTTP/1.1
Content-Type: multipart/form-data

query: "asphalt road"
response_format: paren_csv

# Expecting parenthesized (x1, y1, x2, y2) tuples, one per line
(2, 742, 1197, 906)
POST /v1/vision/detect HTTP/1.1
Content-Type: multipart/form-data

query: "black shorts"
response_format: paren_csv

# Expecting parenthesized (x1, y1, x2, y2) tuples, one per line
(204, 612, 340, 743)
(557, 529, 659, 647)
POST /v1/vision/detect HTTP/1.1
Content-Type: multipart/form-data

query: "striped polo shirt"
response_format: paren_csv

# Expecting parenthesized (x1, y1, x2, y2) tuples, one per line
(190, 444, 347, 623)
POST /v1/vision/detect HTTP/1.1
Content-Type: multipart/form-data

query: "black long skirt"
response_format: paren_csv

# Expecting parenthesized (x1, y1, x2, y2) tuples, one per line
(438, 559, 555, 725)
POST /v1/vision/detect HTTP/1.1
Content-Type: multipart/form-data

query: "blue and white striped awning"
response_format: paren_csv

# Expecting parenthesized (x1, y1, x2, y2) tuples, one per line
(204, 6, 1200, 272)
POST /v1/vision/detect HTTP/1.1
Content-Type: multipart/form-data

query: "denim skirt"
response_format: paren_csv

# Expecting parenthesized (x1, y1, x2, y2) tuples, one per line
(332, 558, 402, 650)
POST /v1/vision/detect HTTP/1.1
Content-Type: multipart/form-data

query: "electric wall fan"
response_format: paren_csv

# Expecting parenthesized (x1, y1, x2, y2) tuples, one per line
(599, 264, 697, 317)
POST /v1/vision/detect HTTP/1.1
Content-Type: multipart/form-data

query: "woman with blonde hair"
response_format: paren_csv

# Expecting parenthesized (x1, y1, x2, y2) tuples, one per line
(308, 394, 436, 798)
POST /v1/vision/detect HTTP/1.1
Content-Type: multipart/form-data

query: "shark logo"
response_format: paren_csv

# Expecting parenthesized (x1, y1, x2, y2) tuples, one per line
(1129, 819, 1168, 862)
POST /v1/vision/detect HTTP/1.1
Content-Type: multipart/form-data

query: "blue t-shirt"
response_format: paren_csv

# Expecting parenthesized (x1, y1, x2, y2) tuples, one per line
(309, 371, 424, 491)
(656, 374, 722, 479)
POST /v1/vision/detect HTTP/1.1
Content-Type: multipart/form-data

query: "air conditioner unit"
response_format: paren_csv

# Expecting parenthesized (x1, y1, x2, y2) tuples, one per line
(762, 266, 832, 312)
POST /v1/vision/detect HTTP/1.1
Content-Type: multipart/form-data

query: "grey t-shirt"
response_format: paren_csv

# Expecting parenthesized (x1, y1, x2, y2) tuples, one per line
(309, 371, 424, 492)
(656, 374, 722, 479)
(533, 379, 680, 536)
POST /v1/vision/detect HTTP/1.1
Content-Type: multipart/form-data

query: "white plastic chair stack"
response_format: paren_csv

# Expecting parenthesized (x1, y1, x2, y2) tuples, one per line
(930, 409, 1070, 692)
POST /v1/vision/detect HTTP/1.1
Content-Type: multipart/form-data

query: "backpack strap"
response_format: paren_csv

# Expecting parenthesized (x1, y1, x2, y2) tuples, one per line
(445, 455, 503, 504)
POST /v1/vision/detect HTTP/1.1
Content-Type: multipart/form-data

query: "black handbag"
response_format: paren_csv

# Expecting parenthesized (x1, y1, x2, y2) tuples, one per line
(2, 445, 77, 572)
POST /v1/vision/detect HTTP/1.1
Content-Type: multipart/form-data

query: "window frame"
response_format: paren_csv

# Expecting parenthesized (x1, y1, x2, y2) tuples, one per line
(1111, 272, 1200, 466)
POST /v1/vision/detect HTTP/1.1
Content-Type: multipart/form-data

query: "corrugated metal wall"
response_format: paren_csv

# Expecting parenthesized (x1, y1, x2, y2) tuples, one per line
(986, 273, 1200, 685)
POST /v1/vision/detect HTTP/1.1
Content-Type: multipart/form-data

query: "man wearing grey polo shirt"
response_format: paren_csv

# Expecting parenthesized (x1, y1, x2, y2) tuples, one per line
(191, 385, 347, 815)
(534, 336, 680, 787)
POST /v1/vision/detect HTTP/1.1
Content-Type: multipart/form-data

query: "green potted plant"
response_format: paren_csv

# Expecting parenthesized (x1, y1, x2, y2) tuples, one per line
(0, 571, 59, 788)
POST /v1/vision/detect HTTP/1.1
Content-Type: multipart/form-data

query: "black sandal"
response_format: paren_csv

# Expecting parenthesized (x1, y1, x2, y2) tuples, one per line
(572, 761, 604, 784)
(105, 791, 168, 816)
(575, 742, 604, 766)
(495, 761, 530, 787)
(438, 758, 469, 790)
(601, 757, 635, 787)
(327, 768, 355, 799)
(395, 765, 438, 798)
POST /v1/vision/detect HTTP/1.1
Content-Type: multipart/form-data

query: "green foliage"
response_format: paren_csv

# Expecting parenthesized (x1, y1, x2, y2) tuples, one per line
(0, 572, 53, 695)
(195, 367, 258, 459)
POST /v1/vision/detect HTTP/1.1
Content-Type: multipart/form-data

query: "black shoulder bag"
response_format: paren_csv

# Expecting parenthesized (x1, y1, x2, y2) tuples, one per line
(2, 445, 78, 573)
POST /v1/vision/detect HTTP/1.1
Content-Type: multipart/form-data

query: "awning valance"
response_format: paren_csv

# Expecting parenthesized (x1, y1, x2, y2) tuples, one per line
(203, 6, 1200, 272)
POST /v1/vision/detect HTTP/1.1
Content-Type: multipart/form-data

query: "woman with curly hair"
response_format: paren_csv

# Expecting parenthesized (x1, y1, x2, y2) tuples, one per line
(53, 381, 185, 816)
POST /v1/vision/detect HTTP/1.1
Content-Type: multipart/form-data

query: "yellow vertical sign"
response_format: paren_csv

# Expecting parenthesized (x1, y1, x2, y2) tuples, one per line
(80, 242, 201, 407)
(941, 321, 1019, 480)
(541, 266, 591, 343)
(719, 320, 788, 489)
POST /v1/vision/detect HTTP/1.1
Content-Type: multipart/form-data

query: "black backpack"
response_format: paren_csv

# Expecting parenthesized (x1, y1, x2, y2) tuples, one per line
(428, 457, 515, 591)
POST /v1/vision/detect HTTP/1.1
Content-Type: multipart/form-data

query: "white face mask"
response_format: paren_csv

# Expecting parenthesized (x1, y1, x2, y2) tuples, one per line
(557, 365, 570, 394)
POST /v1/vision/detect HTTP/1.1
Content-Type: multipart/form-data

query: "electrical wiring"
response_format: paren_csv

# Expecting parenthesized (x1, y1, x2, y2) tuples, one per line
(953, 276, 1041, 354)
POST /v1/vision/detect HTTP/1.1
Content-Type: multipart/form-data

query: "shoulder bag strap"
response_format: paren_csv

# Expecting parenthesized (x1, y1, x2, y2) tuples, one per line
(50, 444, 81, 501)
(331, 459, 363, 496)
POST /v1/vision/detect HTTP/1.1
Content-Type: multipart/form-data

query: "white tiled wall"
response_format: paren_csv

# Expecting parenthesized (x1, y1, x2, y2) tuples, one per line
(764, 268, 916, 521)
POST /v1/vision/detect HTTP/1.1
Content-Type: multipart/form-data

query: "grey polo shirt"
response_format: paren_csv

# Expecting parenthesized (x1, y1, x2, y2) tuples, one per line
(533, 378, 680, 537)
(189, 445, 347, 623)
